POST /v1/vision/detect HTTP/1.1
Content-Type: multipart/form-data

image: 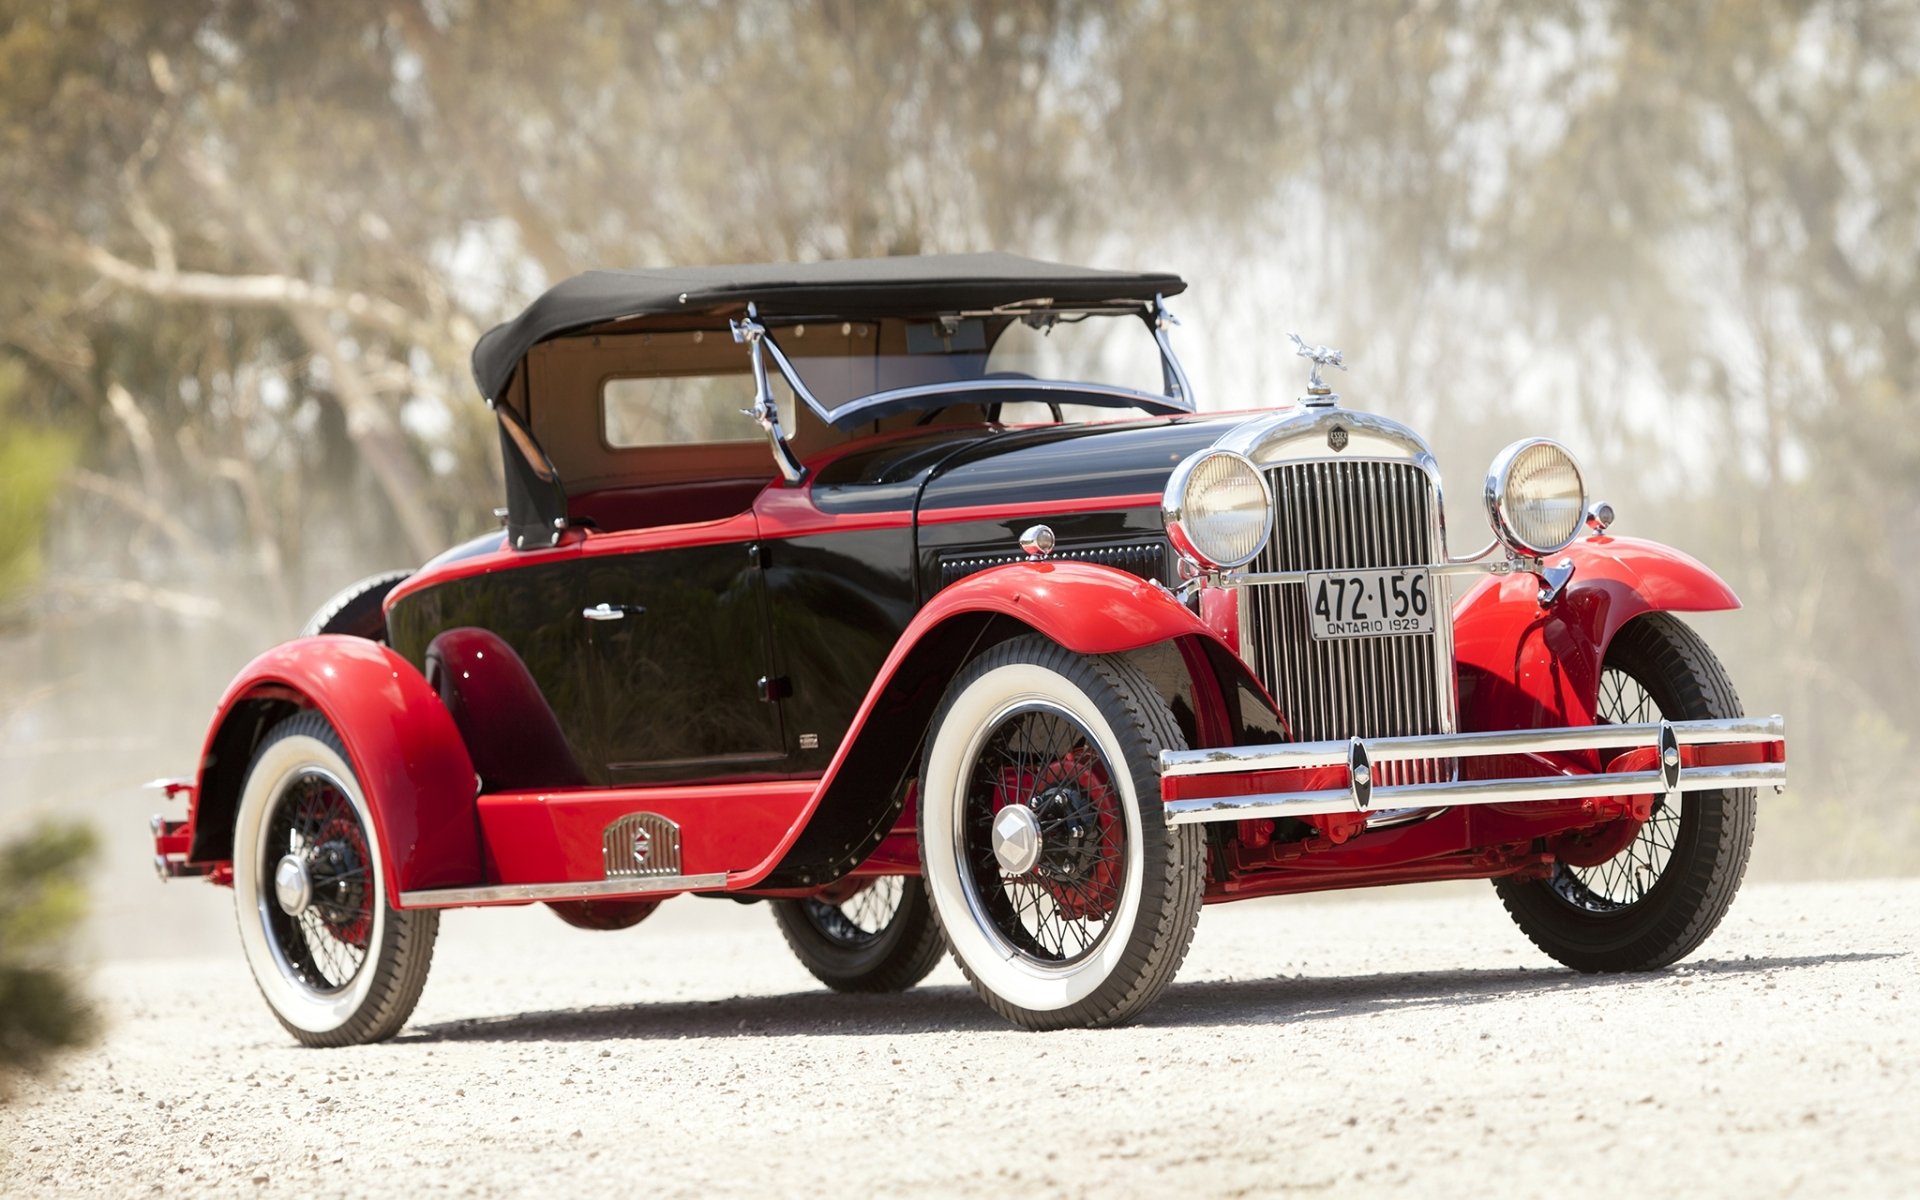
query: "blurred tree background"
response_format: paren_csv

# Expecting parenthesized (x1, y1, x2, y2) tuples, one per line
(0, 0, 1912, 963)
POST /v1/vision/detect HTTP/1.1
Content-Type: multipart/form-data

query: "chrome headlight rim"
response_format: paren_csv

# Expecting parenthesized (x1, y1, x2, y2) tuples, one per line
(1485, 437, 1587, 559)
(1163, 448, 1274, 571)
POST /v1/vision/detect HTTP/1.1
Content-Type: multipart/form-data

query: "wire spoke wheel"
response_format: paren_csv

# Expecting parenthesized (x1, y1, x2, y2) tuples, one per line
(959, 704, 1126, 966)
(801, 876, 906, 948)
(234, 712, 438, 1046)
(771, 874, 944, 994)
(1493, 613, 1757, 973)
(918, 637, 1204, 1029)
(1548, 667, 1683, 912)
(261, 770, 375, 994)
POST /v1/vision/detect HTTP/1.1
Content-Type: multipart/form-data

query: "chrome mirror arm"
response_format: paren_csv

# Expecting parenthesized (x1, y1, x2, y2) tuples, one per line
(1148, 295, 1196, 409)
(730, 305, 808, 486)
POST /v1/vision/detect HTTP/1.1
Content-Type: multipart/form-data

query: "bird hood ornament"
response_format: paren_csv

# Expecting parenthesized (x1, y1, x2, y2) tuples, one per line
(1289, 332, 1345, 406)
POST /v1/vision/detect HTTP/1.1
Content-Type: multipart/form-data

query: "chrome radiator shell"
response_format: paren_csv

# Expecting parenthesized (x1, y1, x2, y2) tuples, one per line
(1212, 408, 1460, 788)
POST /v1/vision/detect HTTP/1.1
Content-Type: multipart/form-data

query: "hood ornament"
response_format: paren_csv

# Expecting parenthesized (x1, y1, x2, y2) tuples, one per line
(1289, 333, 1345, 406)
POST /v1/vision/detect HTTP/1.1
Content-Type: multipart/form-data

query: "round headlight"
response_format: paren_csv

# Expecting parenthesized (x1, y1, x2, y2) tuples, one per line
(1486, 439, 1586, 557)
(1163, 449, 1273, 570)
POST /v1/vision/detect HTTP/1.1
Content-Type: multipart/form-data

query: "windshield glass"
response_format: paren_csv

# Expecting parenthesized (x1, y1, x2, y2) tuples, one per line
(778, 312, 1171, 423)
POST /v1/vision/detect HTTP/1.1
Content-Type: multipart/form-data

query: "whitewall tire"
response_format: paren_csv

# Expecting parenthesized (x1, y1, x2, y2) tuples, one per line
(918, 636, 1204, 1029)
(232, 712, 438, 1046)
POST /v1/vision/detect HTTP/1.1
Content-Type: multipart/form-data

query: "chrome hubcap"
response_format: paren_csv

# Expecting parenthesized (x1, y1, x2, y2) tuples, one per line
(991, 805, 1043, 875)
(274, 853, 313, 916)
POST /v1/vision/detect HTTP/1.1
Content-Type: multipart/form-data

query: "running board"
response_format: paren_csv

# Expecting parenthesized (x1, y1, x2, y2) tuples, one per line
(399, 873, 728, 909)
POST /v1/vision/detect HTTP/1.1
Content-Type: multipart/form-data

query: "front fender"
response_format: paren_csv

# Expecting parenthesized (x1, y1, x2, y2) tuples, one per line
(916, 559, 1231, 655)
(1453, 535, 1741, 737)
(188, 636, 483, 897)
(739, 561, 1258, 888)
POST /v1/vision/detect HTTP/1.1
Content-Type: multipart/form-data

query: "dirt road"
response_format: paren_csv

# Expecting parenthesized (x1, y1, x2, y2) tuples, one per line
(4, 878, 1913, 1197)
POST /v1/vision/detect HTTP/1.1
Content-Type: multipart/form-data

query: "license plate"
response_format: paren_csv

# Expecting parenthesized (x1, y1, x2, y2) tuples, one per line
(1306, 568, 1435, 640)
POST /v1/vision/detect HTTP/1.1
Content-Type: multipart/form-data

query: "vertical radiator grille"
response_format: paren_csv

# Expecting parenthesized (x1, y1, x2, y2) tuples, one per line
(1240, 460, 1454, 786)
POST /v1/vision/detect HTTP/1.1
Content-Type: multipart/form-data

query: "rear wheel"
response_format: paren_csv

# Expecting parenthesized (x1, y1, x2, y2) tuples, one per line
(770, 877, 944, 993)
(918, 636, 1205, 1030)
(233, 712, 438, 1046)
(301, 570, 412, 640)
(1494, 613, 1757, 971)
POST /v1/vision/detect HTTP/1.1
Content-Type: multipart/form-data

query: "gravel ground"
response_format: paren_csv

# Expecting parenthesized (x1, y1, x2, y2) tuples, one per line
(3, 877, 1914, 1198)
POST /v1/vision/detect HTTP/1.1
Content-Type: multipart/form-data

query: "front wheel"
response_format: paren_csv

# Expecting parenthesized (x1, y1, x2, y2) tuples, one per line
(918, 636, 1205, 1030)
(233, 712, 438, 1046)
(1493, 613, 1758, 971)
(770, 876, 944, 993)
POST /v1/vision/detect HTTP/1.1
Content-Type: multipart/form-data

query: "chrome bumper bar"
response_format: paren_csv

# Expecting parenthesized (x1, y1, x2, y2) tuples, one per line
(1159, 714, 1785, 826)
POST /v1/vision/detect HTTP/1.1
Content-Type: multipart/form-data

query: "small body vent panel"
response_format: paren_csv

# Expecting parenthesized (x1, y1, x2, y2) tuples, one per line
(938, 540, 1170, 590)
(603, 812, 683, 878)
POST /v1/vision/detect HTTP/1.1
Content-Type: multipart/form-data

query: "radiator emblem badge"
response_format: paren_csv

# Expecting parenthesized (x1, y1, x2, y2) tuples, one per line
(1328, 425, 1350, 452)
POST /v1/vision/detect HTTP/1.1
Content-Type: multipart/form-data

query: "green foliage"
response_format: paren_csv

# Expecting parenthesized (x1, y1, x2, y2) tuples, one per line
(0, 821, 98, 1099)
(0, 360, 77, 603)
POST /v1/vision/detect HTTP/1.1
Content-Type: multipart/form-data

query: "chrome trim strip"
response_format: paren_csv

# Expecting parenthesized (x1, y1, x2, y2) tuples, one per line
(1227, 558, 1518, 588)
(1161, 714, 1785, 778)
(398, 873, 728, 908)
(1165, 762, 1785, 825)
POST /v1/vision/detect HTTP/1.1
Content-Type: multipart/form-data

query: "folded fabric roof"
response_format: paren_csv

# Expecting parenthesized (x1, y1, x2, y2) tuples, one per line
(469, 251, 1185, 401)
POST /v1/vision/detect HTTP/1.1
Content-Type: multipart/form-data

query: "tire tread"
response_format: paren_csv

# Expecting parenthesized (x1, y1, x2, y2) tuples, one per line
(240, 712, 439, 1047)
(300, 570, 413, 640)
(922, 635, 1205, 1030)
(1493, 613, 1756, 972)
(770, 881, 946, 994)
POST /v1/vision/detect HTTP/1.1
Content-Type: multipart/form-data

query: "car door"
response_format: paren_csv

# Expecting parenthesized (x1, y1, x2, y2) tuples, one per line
(570, 518, 786, 785)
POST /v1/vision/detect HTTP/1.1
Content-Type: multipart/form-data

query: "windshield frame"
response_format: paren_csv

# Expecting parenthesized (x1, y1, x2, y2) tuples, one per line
(738, 296, 1196, 433)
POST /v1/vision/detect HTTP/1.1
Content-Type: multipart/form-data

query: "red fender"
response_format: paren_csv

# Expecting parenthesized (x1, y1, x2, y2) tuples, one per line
(914, 559, 1232, 655)
(191, 636, 483, 896)
(733, 561, 1248, 886)
(1452, 535, 1741, 750)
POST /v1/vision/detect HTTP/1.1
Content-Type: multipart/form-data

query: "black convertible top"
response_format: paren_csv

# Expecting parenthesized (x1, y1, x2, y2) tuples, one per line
(469, 252, 1186, 400)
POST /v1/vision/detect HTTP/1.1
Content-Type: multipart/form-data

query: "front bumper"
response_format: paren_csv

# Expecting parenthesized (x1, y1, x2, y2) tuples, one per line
(1159, 715, 1786, 825)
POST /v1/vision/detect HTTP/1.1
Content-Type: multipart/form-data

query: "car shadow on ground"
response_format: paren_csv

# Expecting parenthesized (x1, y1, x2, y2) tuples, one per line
(402, 950, 1900, 1045)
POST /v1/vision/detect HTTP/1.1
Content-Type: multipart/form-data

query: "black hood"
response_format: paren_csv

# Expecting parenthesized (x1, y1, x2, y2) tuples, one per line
(917, 415, 1242, 513)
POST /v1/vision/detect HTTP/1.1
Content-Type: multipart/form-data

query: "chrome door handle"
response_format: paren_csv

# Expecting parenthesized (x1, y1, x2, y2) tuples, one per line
(582, 603, 643, 621)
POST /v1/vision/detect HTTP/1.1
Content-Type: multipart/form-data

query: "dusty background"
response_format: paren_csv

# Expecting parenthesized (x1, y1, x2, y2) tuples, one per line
(4, 878, 1914, 1197)
(3, 5, 1918, 1196)
(3, 1, 1918, 886)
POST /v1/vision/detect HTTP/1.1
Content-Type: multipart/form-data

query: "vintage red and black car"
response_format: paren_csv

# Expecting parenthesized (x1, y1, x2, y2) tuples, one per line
(146, 254, 1787, 1043)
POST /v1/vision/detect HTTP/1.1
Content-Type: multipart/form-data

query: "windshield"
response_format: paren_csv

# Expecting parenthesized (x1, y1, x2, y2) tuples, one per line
(774, 312, 1175, 426)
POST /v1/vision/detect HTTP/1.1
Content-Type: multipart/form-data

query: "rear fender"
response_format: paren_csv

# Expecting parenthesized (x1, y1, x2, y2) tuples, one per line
(187, 636, 483, 897)
(746, 561, 1272, 887)
(1453, 535, 1741, 746)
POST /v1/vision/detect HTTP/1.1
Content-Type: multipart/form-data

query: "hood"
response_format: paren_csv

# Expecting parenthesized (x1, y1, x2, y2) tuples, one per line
(916, 415, 1243, 514)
